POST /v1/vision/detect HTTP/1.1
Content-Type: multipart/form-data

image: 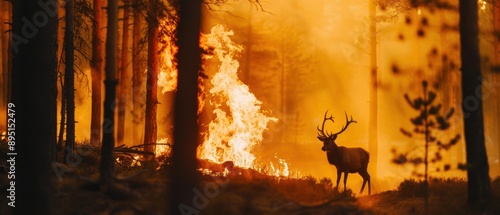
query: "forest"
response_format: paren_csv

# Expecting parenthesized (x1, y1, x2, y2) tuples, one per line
(0, 0, 499, 214)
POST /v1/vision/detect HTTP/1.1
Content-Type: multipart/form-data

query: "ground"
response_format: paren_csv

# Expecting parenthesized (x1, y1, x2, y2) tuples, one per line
(1, 144, 500, 215)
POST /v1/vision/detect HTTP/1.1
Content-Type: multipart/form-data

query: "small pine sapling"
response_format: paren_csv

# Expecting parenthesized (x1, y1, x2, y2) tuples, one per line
(391, 80, 460, 212)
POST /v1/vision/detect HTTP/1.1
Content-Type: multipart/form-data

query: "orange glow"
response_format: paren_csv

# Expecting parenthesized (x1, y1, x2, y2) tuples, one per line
(130, 155, 141, 167)
(269, 156, 290, 177)
(156, 137, 172, 157)
(479, 0, 486, 11)
(197, 25, 278, 169)
(158, 19, 178, 93)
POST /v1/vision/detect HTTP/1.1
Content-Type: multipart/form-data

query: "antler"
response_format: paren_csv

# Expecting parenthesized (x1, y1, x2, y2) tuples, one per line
(317, 110, 335, 139)
(332, 112, 357, 136)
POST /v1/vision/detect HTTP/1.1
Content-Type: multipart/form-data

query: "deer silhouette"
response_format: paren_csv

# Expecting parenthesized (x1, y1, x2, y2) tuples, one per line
(317, 110, 370, 195)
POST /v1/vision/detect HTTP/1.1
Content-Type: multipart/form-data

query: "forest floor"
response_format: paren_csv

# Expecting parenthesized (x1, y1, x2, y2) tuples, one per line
(1, 144, 500, 215)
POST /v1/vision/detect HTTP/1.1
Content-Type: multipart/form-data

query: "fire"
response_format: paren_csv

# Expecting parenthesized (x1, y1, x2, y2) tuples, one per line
(130, 155, 141, 167)
(479, 0, 486, 11)
(156, 137, 172, 157)
(258, 155, 290, 177)
(158, 19, 178, 93)
(197, 25, 278, 168)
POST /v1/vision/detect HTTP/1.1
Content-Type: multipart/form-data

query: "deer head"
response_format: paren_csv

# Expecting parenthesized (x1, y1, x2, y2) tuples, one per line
(317, 110, 357, 152)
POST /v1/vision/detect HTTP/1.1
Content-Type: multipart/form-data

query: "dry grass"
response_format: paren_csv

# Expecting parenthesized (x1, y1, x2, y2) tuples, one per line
(361, 177, 500, 215)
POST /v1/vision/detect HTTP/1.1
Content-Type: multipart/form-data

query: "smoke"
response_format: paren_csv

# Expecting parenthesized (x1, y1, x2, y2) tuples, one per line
(199, 0, 496, 187)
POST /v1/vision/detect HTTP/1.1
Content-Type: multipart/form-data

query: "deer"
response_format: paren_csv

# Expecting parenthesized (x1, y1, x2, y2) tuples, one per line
(317, 110, 371, 195)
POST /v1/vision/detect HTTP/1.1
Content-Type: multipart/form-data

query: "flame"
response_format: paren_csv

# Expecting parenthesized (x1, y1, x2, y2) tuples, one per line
(258, 155, 290, 177)
(197, 25, 278, 168)
(479, 0, 486, 11)
(158, 19, 178, 93)
(130, 155, 141, 167)
(156, 137, 172, 157)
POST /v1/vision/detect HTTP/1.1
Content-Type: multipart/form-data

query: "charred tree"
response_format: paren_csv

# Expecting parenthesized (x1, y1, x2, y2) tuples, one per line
(143, 0, 159, 158)
(101, 0, 119, 183)
(117, 0, 130, 145)
(459, 0, 492, 210)
(90, 0, 104, 147)
(64, 0, 76, 163)
(11, 0, 58, 212)
(171, 0, 202, 213)
(132, 0, 144, 145)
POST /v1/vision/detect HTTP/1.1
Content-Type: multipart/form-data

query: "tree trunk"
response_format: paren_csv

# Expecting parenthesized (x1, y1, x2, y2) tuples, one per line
(117, 0, 130, 145)
(170, 0, 202, 213)
(1, 2, 12, 125)
(243, 5, 252, 84)
(11, 0, 58, 212)
(0, 1, 3, 131)
(91, 0, 104, 147)
(4, 2, 12, 113)
(493, 0, 500, 172)
(143, 1, 158, 158)
(132, 1, 144, 145)
(58, 75, 66, 156)
(64, 0, 76, 164)
(101, 0, 119, 183)
(459, 0, 491, 210)
(368, 0, 378, 181)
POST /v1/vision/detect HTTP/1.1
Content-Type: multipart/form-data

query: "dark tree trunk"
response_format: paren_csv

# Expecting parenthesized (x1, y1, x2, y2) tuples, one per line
(117, 0, 130, 145)
(101, 0, 119, 183)
(64, 0, 76, 164)
(459, 0, 492, 210)
(132, 0, 144, 145)
(143, 0, 158, 158)
(11, 0, 58, 212)
(170, 0, 202, 214)
(0, 1, 4, 131)
(1, 2, 12, 126)
(58, 75, 66, 157)
(91, 0, 104, 147)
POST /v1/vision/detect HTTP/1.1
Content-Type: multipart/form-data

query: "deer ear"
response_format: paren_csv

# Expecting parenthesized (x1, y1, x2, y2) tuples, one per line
(317, 136, 324, 141)
(332, 135, 338, 141)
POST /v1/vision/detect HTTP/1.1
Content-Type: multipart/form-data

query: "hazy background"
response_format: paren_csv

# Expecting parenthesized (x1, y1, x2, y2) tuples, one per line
(54, 0, 499, 192)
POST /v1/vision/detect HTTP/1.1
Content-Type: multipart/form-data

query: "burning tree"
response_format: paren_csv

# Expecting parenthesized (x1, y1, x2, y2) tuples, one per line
(392, 80, 460, 212)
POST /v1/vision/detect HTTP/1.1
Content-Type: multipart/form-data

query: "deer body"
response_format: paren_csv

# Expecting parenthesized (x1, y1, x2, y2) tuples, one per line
(317, 111, 371, 195)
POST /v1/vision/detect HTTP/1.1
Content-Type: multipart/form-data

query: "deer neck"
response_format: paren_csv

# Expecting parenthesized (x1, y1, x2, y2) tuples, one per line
(326, 146, 342, 165)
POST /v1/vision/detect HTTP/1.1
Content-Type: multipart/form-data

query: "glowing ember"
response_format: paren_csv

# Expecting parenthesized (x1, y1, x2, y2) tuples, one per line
(130, 155, 141, 167)
(197, 25, 278, 168)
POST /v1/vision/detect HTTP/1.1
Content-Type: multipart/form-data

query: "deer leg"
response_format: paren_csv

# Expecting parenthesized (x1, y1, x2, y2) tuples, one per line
(359, 170, 371, 195)
(368, 172, 371, 195)
(336, 170, 342, 190)
(343, 172, 348, 193)
(360, 178, 366, 194)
